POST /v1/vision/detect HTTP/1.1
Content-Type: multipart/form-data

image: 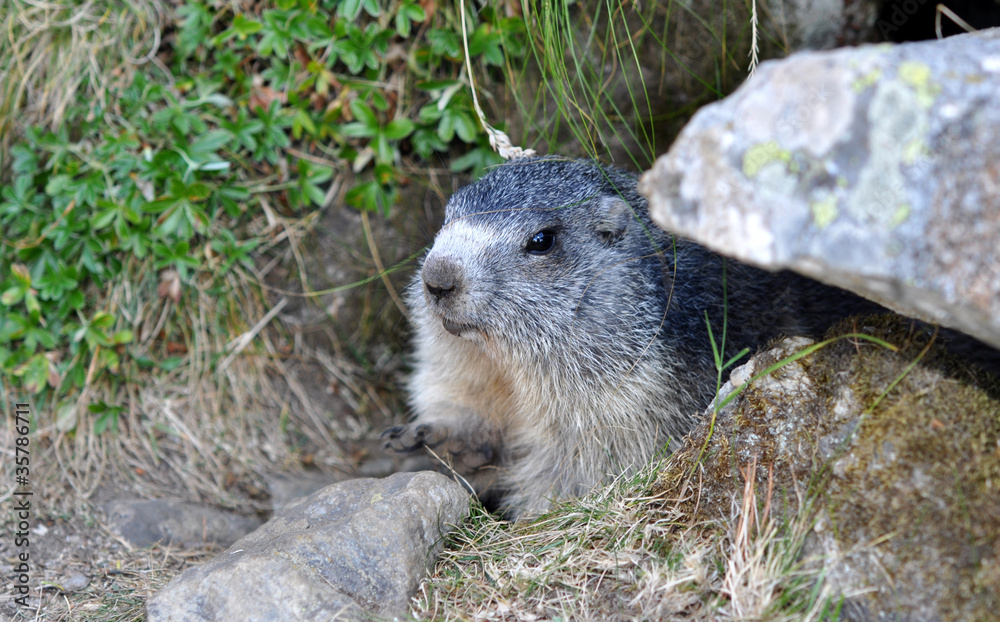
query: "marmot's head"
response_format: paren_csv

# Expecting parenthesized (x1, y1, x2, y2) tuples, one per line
(413, 157, 672, 365)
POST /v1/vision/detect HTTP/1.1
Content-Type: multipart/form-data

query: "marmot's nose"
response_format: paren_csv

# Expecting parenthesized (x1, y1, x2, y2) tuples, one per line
(422, 253, 464, 301)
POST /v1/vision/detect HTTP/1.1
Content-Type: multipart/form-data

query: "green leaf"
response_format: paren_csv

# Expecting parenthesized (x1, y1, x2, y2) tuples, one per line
(395, 12, 412, 38)
(185, 182, 213, 201)
(233, 14, 262, 37)
(396, 0, 426, 37)
(383, 119, 415, 140)
(63, 290, 85, 314)
(438, 110, 455, 142)
(30, 326, 56, 350)
(341, 122, 376, 138)
(92, 312, 115, 330)
(345, 179, 396, 214)
(17, 354, 49, 394)
(0, 313, 27, 342)
(416, 79, 461, 91)
(44, 174, 72, 196)
(292, 108, 317, 139)
(448, 145, 504, 177)
(99, 348, 121, 373)
(469, 25, 505, 66)
(156, 207, 188, 238)
(175, 1, 212, 58)
(427, 29, 461, 58)
(11, 144, 38, 176)
(198, 160, 231, 172)
(373, 163, 395, 185)
(24, 292, 40, 315)
(1, 287, 24, 306)
(258, 9, 295, 57)
(189, 129, 233, 155)
(412, 128, 448, 159)
(349, 100, 379, 130)
(220, 185, 250, 201)
(454, 111, 479, 143)
(338, 0, 363, 20)
(90, 207, 118, 230)
(403, 2, 426, 20)
(159, 356, 183, 371)
(375, 134, 393, 164)
(144, 196, 181, 214)
(93, 405, 120, 435)
(369, 90, 389, 111)
(56, 401, 77, 433)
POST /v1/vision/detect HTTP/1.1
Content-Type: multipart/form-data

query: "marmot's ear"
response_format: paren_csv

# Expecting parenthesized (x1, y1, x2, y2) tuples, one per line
(595, 196, 633, 244)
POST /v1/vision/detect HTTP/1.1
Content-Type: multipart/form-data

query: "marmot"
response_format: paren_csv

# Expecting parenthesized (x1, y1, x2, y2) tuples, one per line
(382, 156, 883, 517)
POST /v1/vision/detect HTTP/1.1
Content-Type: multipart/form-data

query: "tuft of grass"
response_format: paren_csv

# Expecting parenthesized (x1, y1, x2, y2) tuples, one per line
(505, 0, 779, 169)
(0, 0, 165, 165)
(413, 454, 836, 621)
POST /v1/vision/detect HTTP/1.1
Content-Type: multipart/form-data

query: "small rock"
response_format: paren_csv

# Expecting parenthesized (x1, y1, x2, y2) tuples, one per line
(104, 499, 263, 548)
(59, 572, 90, 592)
(146, 471, 470, 622)
(265, 471, 343, 511)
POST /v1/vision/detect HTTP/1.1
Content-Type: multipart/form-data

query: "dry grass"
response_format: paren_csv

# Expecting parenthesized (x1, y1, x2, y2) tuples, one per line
(0, 0, 166, 161)
(42, 225, 374, 512)
(413, 456, 842, 622)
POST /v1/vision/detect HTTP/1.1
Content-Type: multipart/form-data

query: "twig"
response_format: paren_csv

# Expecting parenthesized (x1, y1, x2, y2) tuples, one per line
(218, 297, 288, 372)
(458, 0, 535, 159)
(936, 4, 976, 39)
(360, 209, 410, 322)
(748, 0, 760, 78)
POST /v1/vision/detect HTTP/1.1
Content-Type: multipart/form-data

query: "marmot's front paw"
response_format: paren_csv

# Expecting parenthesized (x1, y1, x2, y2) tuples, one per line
(380, 423, 445, 453)
(381, 423, 499, 474)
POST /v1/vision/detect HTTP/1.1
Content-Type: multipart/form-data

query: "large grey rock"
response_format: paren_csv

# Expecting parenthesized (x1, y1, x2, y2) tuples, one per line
(654, 317, 1000, 621)
(146, 471, 470, 622)
(640, 29, 1000, 351)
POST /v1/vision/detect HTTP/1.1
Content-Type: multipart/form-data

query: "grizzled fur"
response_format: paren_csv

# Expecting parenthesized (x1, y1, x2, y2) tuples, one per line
(382, 156, 882, 517)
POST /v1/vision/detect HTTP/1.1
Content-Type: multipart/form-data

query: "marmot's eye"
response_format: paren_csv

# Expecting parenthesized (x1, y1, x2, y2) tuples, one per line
(526, 229, 556, 255)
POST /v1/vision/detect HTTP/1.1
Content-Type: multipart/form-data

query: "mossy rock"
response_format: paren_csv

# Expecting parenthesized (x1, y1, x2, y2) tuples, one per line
(655, 315, 1000, 621)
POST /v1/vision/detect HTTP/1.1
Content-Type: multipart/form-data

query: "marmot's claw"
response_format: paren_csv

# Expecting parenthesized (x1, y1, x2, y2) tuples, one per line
(380, 425, 404, 439)
(380, 423, 439, 452)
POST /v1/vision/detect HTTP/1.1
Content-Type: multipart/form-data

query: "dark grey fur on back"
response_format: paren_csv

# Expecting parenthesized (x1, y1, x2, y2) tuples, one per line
(382, 156, 884, 517)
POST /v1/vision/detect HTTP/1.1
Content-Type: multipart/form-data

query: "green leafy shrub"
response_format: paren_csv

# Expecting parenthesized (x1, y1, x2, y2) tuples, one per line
(0, 0, 525, 427)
